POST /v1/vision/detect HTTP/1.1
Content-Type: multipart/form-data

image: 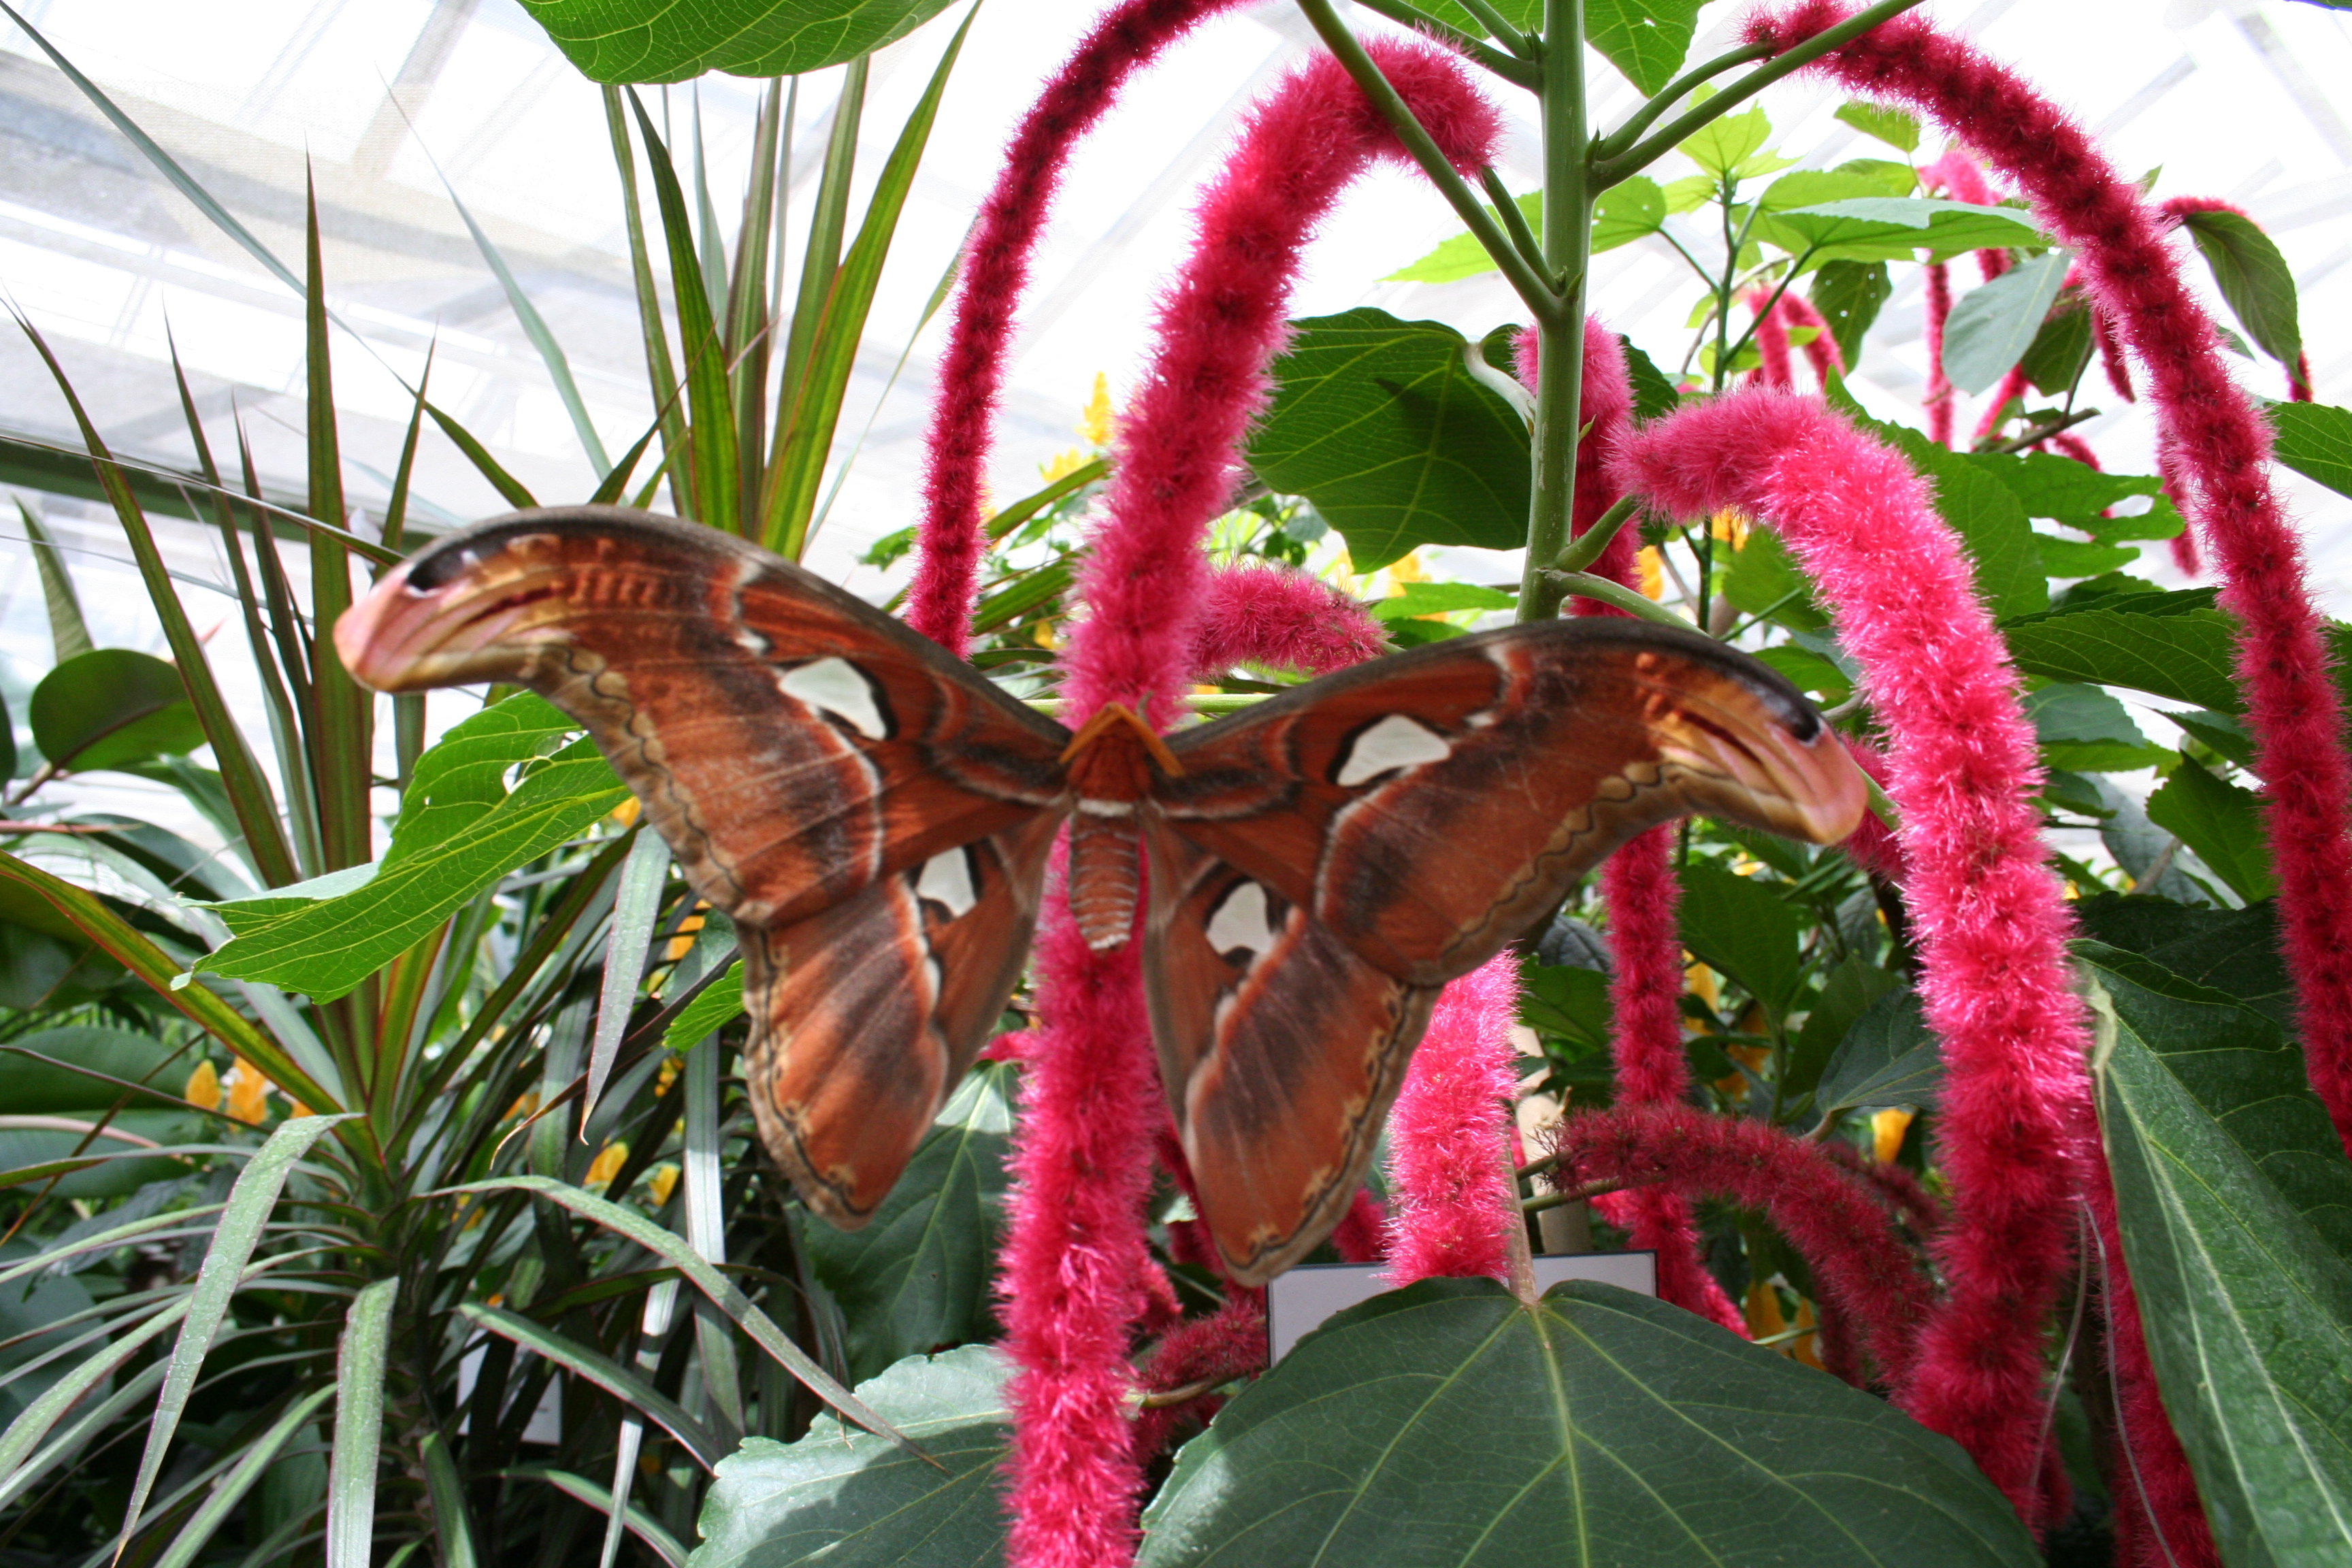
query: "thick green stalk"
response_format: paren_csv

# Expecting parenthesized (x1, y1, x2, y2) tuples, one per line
(1519, 0, 1590, 623)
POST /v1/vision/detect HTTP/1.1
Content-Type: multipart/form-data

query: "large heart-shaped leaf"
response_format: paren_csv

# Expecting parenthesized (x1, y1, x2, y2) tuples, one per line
(1248, 309, 1532, 570)
(805, 1064, 1017, 1383)
(2144, 757, 2275, 904)
(2084, 942, 2352, 1563)
(1941, 252, 2070, 395)
(2000, 595, 2243, 715)
(1678, 862, 1806, 1024)
(1586, 0, 1700, 95)
(2176, 207, 2303, 371)
(689, 1346, 1009, 1567)
(1869, 421, 2047, 621)
(1770, 199, 2046, 266)
(1139, 1279, 2037, 1567)
(2270, 402, 2352, 500)
(1815, 986, 1940, 1116)
(518, 0, 956, 83)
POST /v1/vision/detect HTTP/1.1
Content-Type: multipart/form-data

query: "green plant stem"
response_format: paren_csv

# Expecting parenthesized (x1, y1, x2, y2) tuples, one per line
(1545, 570, 1689, 627)
(1554, 493, 1637, 572)
(1352, 0, 1539, 82)
(1592, 0, 1927, 186)
(1477, 167, 1548, 274)
(1593, 42, 1773, 159)
(1518, 0, 1590, 623)
(1447, 0, 1537, 56)
(1295, 0, 1561, 322)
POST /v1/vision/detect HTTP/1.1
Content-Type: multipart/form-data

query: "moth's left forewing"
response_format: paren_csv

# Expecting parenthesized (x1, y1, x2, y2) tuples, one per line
(1141, 822, 1437, 1286)
(1160, 621, 1865, 987)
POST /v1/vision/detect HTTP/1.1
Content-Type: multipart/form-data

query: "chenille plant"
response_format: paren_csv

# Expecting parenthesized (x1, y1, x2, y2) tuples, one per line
(4, 0, 2351, 1565)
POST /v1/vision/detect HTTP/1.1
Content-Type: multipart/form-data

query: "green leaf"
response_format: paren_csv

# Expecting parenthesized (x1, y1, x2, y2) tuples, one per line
(2018, 295, 2094, 397)
(1138, 1279, 2037, 1567)
(29, 649, 206, 774)
(153, 1386, 335, 1568)
(2073, 894, 2293, 1030)
(1833, 100, 1920, 153)
(1815, 987, 1940, 1115)
(1769, 199, 2045, 266)
(2270, 402, 2352, 500)
(1786, 956, 1903, 1104)
(1808, 260, 1891, 370)
(118, 1115, 355, 1561)
(18, 507, 91, 666)
(806, 1063, 1015, 1384)
(692, 1345, 1009, 1567)
(513, 1469, 684, 1567)
(1620, 336, 1682, 422)
(0, 1027, 186, 1111)
(1368, 581, 1514, 621)
(1678, 102, 1772, 180)
(1247, 309, 1531, 571)
(326, 1278, 395, 1568)
(460, 1302, 725, 1470)
(2145, 757, 2276, 903)
(1956, 449, 2178, 538)
(1586, 0, 1700, 95)
(2001, 596, 2243, 715)
(2023, 683, 2166, 772)
(1382, 193, 1540, 283)
(1678, 863, 1806, 1023)
(1518, 962, 1614, 1054)
(1592, 177, 1666, 254)
(1941, 252, 2070, 396)
(1869, 422, 2047, 619)
(519, 0, 958, 82)
(2176, 207, 2303, 370)
(1757, 165, 1915, 220)
(2172, 708, 2258, 770)
(2030, 532, 2140, 580)
(664, 960, 745, 1053)
(197, 696, 629, 1000)
(2084, 945, 2352, 1561)
(1721, 522, 1829, 632)
(1752, 644, 1851, 704)
(1660, 174, 1712, 214)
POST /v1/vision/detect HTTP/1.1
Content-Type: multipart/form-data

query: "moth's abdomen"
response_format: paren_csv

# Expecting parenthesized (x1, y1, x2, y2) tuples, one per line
(1068, 811, 1140, 949)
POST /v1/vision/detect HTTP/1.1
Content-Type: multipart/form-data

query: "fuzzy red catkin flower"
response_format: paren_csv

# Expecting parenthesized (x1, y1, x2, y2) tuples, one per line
(1922, 259, 1957, 447)
(1186, 560, 1388, 680)
(1614, 389, 2091, 1516)
(1383, 953, 1523, 1286)
(995, 38, 1502, 1568)
(1554, 1103, 1936, 1385)
(1777, 289, 1847, 382)
(1130, 1293, 1269, 1458)
(1748, 287, 1796, 389)
(906, 0, 1253, 655)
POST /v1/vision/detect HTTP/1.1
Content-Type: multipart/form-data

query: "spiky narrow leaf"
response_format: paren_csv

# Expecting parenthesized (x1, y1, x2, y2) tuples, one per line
(459, 1301, 723, 1469)
(325, 1278, 397, 1568)
(155, 1386, 335, 1568)
(585, 828, 669, 1117)
(628, 90, 740, 533)
(118, 1115, 356, 1558)
(301, 178, 371, 874)
(511, 1469, 685, 1566)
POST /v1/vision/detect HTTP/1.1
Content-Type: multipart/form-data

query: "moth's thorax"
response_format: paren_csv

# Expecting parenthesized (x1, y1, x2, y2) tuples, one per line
(1060, 704, 1181, 950)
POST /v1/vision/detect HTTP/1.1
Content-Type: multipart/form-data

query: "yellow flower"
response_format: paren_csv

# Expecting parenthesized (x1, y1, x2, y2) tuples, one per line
(647, 1163, 681, 1207)
(1709, 508, 1750, 550)
(1079, 372, 1115, 448)
(655, 1055, 681, 1097)
(1635, 546, 1665, 599)
(287, 1101, 312, 1120)
(1744, 1278, 1788, 1340)
(1871, 1107, 1915, 1164)
(1040, 447, 1088, 483)
(1684, 957, 1719, 1011)
(184, 1060, 220, 1111)
(1032, 618, 1057, 650)
(223, 1057, 270, 1125)
(585, 1142, 630, 1191)
(1789, 1298, 1825, 1370)
(1387, 550, 1427, 586)
(506, 1092, 540, 1123)
(1717, 1041, 1769, 1097)
(610, 796, 642, 828)
(665, 902, 708, 964)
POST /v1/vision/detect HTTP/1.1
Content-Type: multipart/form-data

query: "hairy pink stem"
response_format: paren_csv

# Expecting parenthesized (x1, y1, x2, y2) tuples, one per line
(1383, 953, 1524, 1284)
(997, 40, 1501, 1567)
(1554, 1103, 1936, 1386)
(1923, 260, 1957, 446)
(1616, 390, 2089, 1518)
(906, 0, 1250, 654)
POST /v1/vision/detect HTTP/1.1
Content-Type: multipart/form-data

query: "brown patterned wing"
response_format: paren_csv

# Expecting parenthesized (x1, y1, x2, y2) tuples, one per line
(334, 506, 1075, 1223)
(334, 506, 1073, 929)
(747, 813, 1060, 1226)
(1156, 619, 1867, 987)
(1141, 820, 1438, 1286)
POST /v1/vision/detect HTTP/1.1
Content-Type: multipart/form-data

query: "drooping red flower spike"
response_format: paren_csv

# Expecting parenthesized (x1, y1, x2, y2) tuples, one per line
(988, 35, 1502, 1567)
(1778, 289, 1847, 382)
(1186, 560, 1388, 681)
(1749, 0, 2352, 1161)
(906, 0, 1253, 657)
(1614, 389, 2095, 1516)
(1552, 1102, 1936, 1386)
(1382, 952, 1523, 1286)
(1748, 287, 1796, 389)
(1921, 259, 1957, 446)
